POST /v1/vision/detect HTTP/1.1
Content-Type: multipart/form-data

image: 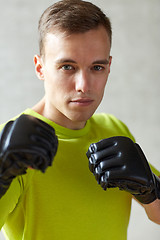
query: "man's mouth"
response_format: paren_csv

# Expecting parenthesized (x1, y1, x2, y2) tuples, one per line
(70, 98, 94, 106)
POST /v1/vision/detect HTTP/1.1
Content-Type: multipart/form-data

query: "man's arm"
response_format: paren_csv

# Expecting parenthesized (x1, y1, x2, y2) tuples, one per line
(142, 191, 160, 224)
(86, 136, 160, 224)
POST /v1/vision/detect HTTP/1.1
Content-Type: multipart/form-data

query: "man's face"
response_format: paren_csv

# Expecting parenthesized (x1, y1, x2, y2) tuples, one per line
(35, 26, 112, 129)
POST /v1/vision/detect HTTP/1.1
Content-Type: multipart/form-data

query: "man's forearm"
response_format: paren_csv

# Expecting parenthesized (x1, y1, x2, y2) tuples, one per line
(142, 177, 160, 225)
(143, 198, 160, 224)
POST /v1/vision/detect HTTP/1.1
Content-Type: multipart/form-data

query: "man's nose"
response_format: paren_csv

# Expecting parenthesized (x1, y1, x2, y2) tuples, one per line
(75, 71, 91, 93)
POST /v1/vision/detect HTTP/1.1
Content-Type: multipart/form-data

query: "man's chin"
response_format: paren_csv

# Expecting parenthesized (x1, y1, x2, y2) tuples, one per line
(69, 111, 95, 124)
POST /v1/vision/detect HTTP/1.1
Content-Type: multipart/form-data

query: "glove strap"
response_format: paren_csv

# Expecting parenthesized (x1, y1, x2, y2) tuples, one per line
(134, 190, 157, 204)
(134, 174, 160, 204)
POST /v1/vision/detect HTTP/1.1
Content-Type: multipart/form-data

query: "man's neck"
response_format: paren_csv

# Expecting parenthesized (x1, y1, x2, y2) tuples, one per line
(32, 97, 86, 130)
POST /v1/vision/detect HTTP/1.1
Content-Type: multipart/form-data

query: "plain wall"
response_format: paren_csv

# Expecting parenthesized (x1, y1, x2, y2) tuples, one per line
(0, 0, 160, 239)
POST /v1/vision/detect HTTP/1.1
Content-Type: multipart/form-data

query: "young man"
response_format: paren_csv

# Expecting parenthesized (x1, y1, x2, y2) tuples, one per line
(0, 0, 160, 239)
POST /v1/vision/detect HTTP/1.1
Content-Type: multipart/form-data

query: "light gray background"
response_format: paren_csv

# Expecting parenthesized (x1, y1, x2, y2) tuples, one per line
(0, 0, 160, 239)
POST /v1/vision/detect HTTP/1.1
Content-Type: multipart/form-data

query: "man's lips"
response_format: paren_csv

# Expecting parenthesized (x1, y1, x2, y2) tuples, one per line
(70, 98, 94, 106)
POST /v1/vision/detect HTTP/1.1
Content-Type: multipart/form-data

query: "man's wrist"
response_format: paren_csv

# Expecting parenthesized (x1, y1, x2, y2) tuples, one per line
(153, 174, 160, 199)
(133, 174, 160, 204)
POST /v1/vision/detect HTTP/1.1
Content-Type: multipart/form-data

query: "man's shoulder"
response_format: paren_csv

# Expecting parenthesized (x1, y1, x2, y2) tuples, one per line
(0, 111, 27, 132)
(90, 112, 124, 128)
(90, 113, 135, 141)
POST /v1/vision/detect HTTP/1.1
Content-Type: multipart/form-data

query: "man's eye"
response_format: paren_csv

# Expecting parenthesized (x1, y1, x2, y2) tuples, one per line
(93, 65, 104, 71)
(61, 65, 74, 71)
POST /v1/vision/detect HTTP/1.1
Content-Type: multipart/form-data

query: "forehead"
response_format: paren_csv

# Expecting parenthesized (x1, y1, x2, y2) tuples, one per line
(43, 26, 111, 61)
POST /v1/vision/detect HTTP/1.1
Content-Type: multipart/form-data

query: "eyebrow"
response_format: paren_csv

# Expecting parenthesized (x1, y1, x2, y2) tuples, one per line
(92, 59, 109, 65)
(55, 58, 109, 65)
(56, 59, 77, 64)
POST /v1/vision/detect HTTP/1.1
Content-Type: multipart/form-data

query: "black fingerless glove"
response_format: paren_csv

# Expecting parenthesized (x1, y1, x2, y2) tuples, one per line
(86, 136, 160, 204)
(0, 114, 58, 198)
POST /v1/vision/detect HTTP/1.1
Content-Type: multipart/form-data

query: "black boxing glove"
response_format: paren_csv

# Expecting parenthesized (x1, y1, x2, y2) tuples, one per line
(0, 114, 58, 198)
(86, 136, 160, 204)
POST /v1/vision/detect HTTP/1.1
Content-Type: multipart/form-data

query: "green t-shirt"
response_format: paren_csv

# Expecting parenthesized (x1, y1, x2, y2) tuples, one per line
(0, 109, 159, 240)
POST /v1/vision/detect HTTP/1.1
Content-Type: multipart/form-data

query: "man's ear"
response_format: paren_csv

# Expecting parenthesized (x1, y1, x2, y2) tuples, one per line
(33, 55, 45, 80)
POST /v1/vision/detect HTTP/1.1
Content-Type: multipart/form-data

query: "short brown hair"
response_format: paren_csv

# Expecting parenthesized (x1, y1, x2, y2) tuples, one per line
(38, 0, 112, 56)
